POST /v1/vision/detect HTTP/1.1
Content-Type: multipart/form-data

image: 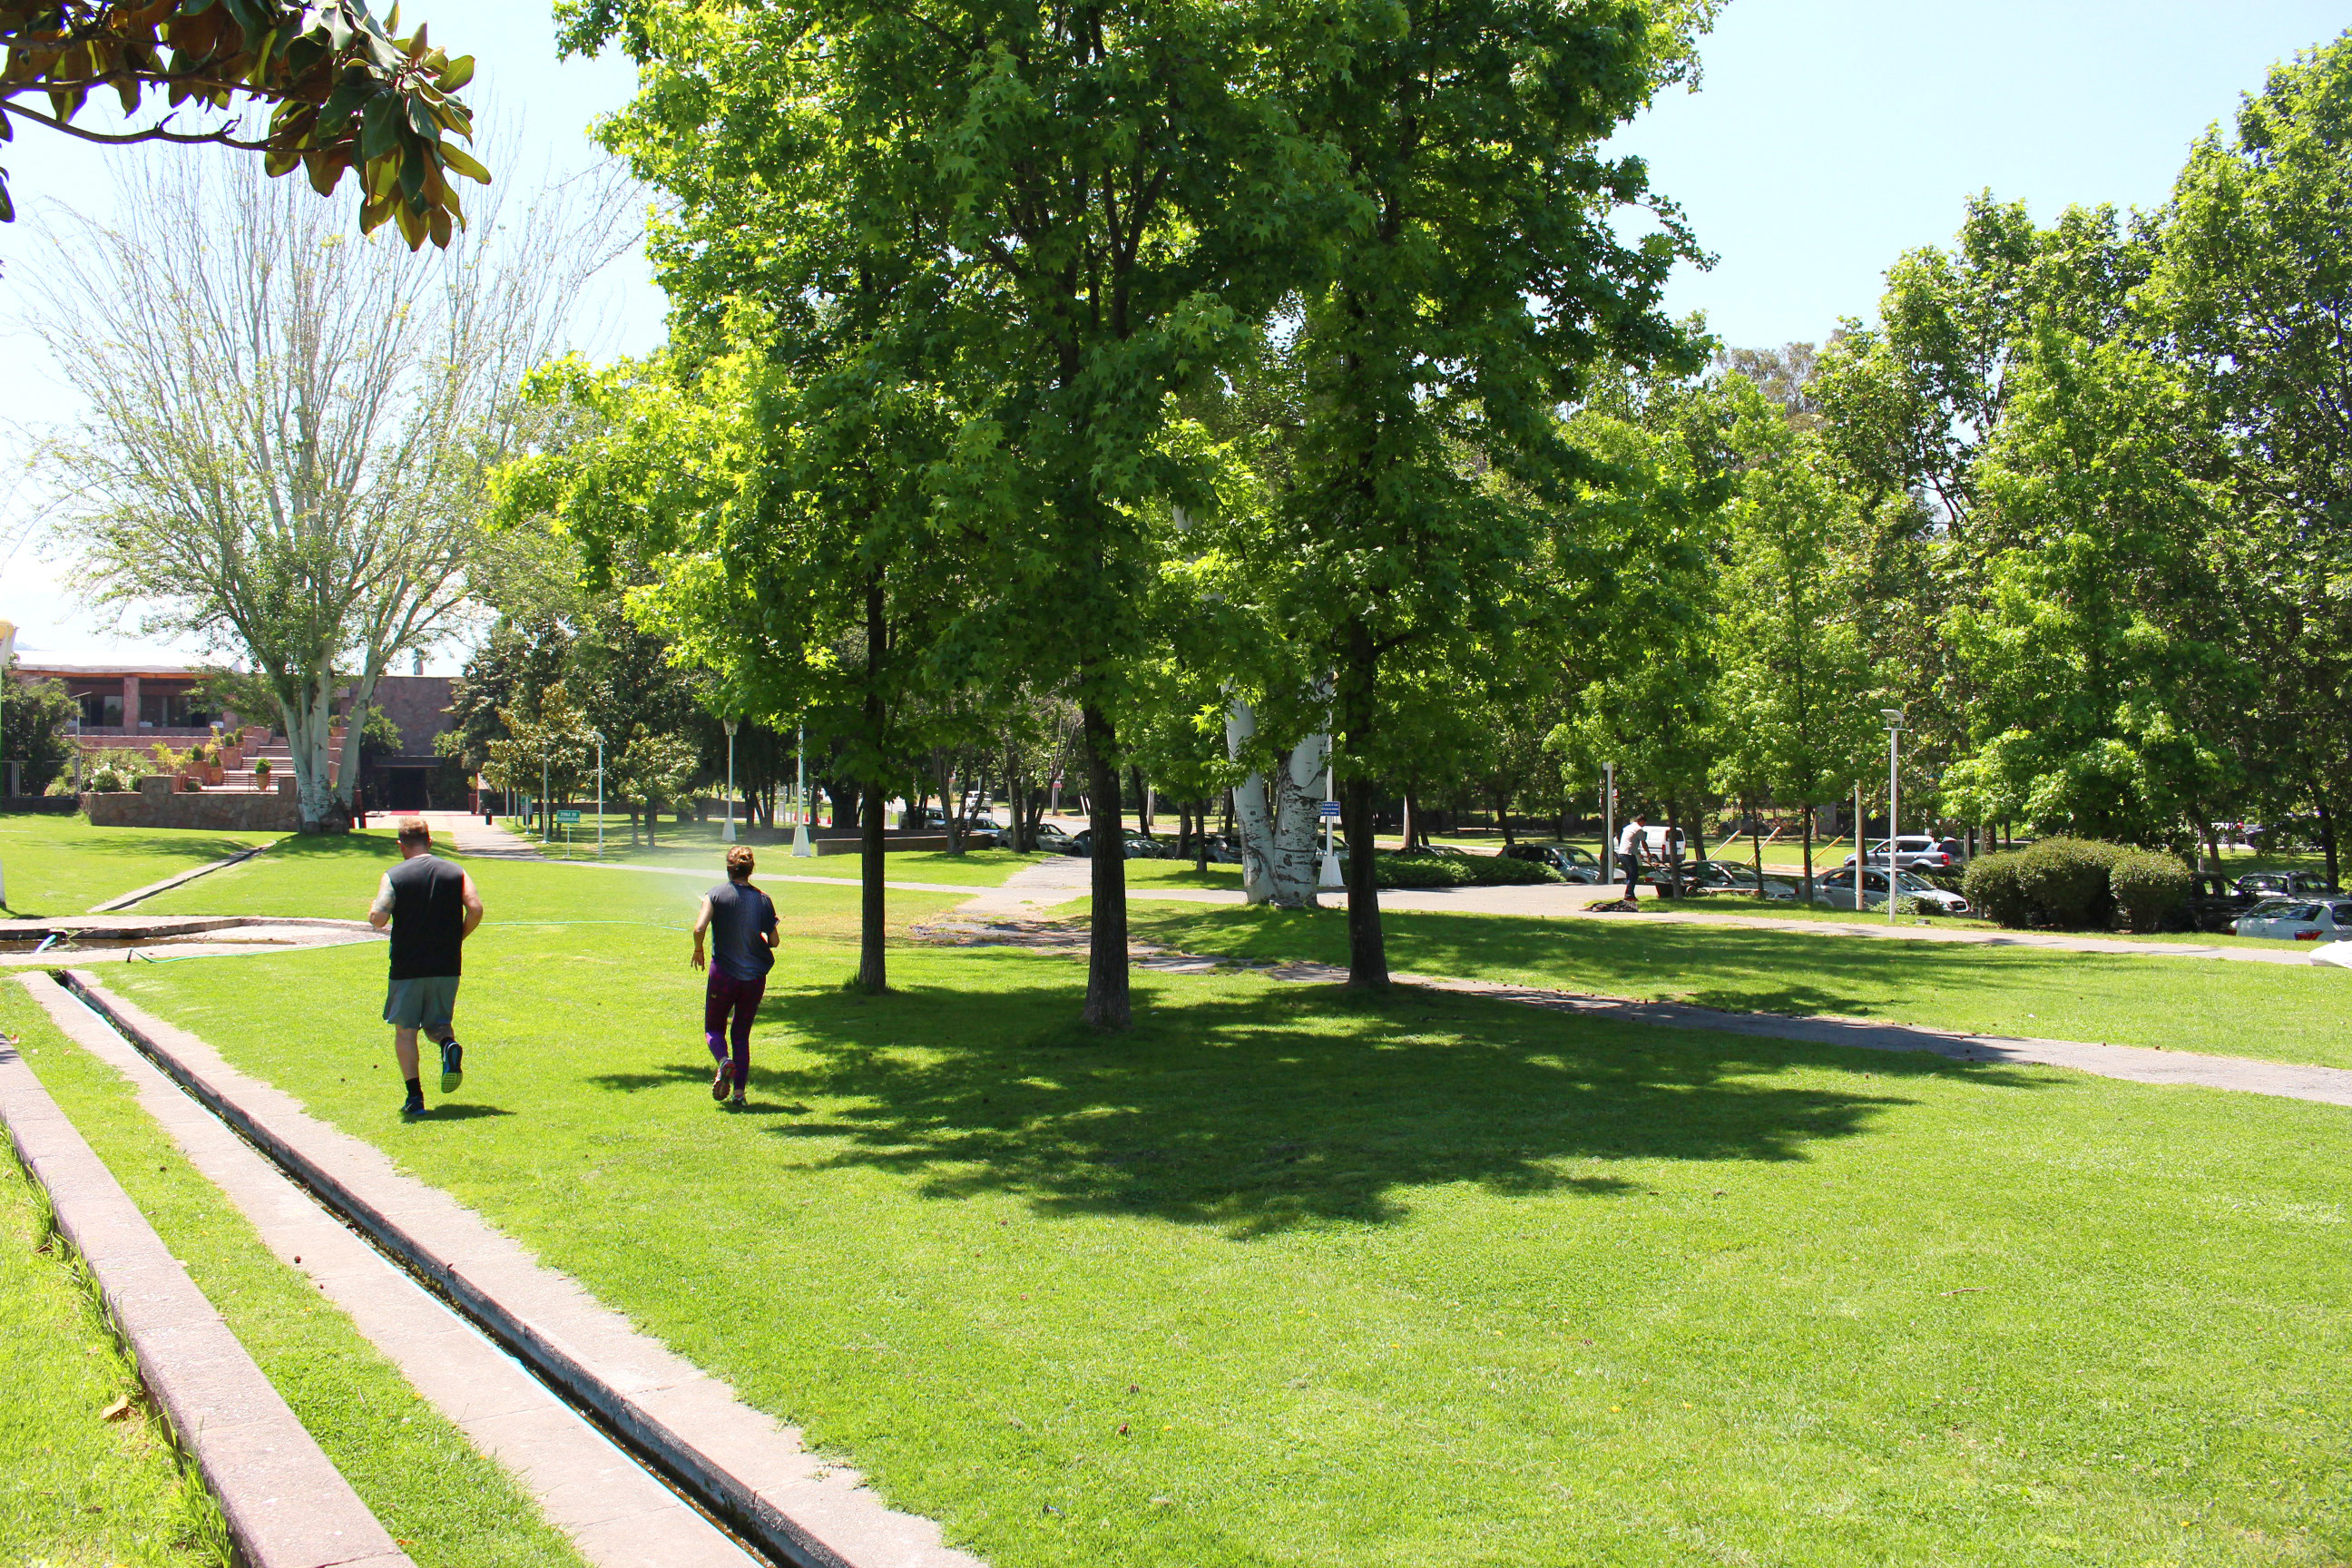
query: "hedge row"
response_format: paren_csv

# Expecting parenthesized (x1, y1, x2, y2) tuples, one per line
(1961, 838, 2189, 931)
(1374, 853, 1563, 889)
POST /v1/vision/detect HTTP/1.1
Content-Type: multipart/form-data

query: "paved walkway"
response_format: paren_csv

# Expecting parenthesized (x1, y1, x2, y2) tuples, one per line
(412, 809, 545, 860)
(1114, 879, 2328, 966)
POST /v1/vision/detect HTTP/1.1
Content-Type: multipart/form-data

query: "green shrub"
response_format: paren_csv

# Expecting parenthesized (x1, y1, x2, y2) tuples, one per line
(1374, 854, 1561, 889)
(2013, 838, 2122, 929)
(1967, 838, 2186, 931)
(2110, 849, 2190, 933)
(1962, 852, 2032, 926)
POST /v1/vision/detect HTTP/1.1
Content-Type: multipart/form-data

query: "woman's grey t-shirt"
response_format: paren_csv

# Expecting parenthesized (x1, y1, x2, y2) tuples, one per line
(707, 881, 778, 981)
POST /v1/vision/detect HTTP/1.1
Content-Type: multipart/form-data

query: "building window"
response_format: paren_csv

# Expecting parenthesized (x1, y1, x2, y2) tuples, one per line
(138, 692, 216, 730)
(77, 693, 124, 728)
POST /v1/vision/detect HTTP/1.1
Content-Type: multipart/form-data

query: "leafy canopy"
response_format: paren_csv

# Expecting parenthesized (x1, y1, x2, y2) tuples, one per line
(0, 0, 485, 245)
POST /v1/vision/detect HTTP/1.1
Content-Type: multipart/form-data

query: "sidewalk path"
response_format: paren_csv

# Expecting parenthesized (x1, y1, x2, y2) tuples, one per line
(413, 809, 544, 860)
(1119, 880, 2325, 966)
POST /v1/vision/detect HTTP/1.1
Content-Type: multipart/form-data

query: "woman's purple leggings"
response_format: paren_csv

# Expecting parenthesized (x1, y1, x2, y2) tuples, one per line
(703, 971, 765, 1091)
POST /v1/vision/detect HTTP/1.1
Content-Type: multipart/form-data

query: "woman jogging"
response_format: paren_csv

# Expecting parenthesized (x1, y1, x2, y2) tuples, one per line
(691, 845, 778, 1108)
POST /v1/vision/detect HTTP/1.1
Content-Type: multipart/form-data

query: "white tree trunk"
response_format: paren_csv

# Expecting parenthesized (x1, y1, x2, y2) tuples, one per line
(1225, 696, 1328, 908)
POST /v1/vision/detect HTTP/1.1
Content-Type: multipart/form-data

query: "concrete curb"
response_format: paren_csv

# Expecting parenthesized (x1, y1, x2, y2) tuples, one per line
(20, 971, 760, 1568)
(63, 970, 985, 1568)
(88, 842, 275, 913)
(0, 1004, 412, 1568)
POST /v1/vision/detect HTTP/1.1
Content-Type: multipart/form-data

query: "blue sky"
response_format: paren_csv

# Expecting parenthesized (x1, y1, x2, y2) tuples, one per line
(4, 0, 2345, 660)
(1621, 0, 2348, 348)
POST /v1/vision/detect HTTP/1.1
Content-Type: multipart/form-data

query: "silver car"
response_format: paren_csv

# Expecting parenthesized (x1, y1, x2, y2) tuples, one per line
(1810, 865, 1971, 916)
(2232, 898, 2352, 943)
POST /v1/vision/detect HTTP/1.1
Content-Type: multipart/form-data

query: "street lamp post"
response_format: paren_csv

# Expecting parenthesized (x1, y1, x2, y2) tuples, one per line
(792, 724, 812, 857)
(540, 752, 549, 844)
(589, 731, 604, 858)
(1602, 761, 1616, 885)
(1881, 709, 1904, 928)
(1318, 740, 1344, 891)
(722, 718, 740, 845)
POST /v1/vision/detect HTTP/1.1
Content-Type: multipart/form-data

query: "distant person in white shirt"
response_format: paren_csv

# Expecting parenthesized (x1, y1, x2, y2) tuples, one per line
(1616, 814, 1646, 899)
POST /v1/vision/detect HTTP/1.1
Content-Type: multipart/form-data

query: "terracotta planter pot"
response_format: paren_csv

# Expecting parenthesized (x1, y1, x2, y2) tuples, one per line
(221, 748, 243, 769)
(206, 765, 225, 786)
(254, 769, 273, 791)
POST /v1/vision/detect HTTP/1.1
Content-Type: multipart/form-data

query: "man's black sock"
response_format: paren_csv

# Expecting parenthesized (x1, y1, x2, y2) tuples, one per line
(404, 1076, 423, 1097)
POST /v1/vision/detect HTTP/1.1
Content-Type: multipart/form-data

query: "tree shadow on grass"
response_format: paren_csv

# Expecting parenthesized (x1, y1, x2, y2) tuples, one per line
(748, 953, 2042, 1238)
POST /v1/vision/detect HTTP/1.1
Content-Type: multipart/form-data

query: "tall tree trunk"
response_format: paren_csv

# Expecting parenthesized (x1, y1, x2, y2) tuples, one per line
(1749, 795, 1767, 901)
(1801, 809, 1816, 904)
(1342, 770, 1387, 987)
(645, 797, 659, 848)
(1401, 789, 1418, 851)
(1338, 630, 1387, 988)
(855, 581, 889, 994)
(2315, 787, 2340, 891)
(1082, 703, 1132, 1029)
(1195, 800, 1210, 875)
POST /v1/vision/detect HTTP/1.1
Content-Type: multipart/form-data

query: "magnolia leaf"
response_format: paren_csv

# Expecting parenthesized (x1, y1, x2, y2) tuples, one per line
(436, 54, 475, 92)
(438, 141, 490, 184)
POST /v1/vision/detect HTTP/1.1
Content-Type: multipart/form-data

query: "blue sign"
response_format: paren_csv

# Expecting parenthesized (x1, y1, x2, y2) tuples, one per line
(1319, 801, 1341, 818)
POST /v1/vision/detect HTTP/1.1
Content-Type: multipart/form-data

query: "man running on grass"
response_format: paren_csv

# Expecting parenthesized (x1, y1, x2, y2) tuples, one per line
(691, 845, 778, 1109)
(368, 817, 484, 1118)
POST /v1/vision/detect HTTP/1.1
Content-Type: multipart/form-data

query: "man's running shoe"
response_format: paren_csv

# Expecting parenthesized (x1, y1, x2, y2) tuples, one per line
(400, 1088, 426, 1117)
(712, 1061, 731, 1102)
(439, 1039, 464, 1094)
(727, 1089, 747, 1110)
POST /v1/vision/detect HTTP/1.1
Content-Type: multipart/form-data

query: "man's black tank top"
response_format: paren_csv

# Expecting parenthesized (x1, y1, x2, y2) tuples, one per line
(387, 854, 466, 979)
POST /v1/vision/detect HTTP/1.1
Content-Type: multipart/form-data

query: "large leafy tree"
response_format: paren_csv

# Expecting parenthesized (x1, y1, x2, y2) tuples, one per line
(34, 149, 619, 830)
(0, 0, 485, 244)
(1940, 333, 2240, 848)
(565, 0, 1328, 1027)
(2153, 30, 2352, 883)
(1709, 378, 1878, 897)
(1268, 0, 1705, 985)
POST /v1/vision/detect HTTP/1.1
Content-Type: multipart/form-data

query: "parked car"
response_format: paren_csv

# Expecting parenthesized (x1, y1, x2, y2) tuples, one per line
(1033, 823, 1078, 853)
(1810, 865, 1972, 916)
(1396, 843, 1473, 859)
(2234, 870, 2334, 900)
(2232, 898, 2352, 942)
(1683, 858, 1798, 900)
(1502, 841, 1606, 883)
(1842, 836, 1965, 873)
(1200, 833, 1247, 864)
(2175, 871, 2259, 934)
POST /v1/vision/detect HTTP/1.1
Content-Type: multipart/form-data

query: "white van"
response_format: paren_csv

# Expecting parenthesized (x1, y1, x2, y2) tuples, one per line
(1630, 826, 1686, 858)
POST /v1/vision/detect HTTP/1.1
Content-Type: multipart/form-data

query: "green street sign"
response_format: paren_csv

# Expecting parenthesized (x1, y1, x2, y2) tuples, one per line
(557, 809, 583, 825)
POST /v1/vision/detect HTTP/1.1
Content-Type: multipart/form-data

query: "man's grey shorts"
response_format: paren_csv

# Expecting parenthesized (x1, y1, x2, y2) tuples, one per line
(383, 976, 461, 1030)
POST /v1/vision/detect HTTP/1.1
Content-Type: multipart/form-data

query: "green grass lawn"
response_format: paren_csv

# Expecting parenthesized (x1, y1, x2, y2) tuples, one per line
(1115, 901, 2352, 1071)
(1, 1125, 223, 1565)
(2, 985, 592, 1568)
(90, 853, 2352, 1568)
(0, 812, 283, 916)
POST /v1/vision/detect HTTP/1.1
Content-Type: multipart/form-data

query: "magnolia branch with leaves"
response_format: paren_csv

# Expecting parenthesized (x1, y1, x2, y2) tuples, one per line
(0, 0, 485, 245)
